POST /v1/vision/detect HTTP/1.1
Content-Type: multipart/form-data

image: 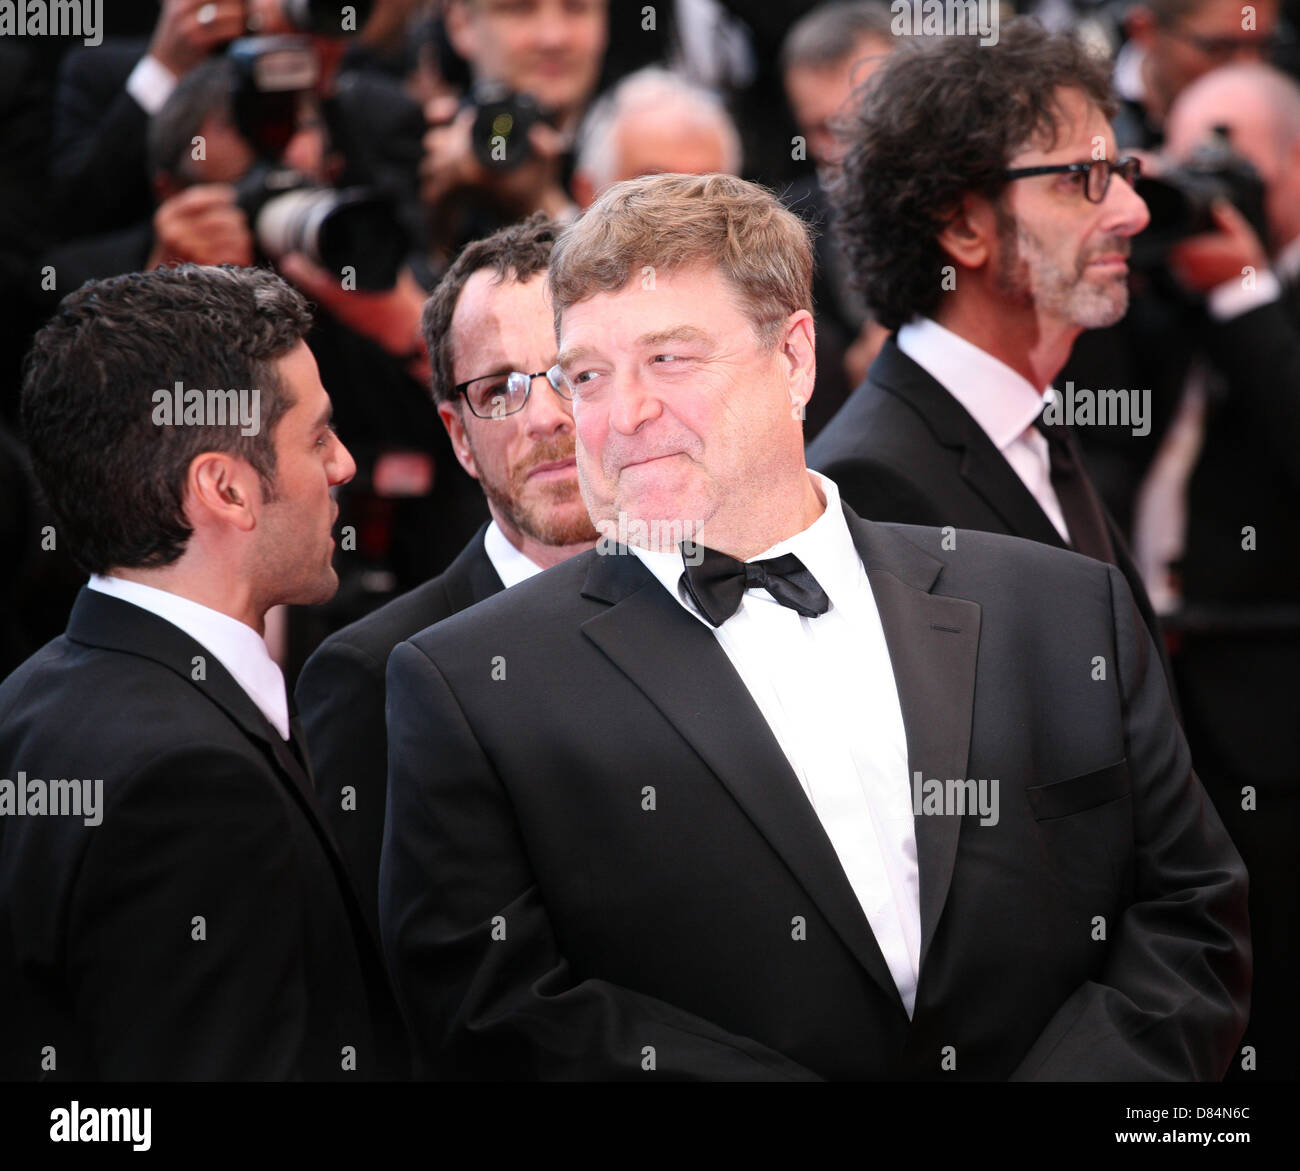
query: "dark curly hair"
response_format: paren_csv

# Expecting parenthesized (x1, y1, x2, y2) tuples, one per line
(829, 18, 1117, 330)
(21, 265, 310, 575)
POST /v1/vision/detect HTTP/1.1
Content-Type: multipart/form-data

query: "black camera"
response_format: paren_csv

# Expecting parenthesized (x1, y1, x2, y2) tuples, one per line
(277, 0, 373, 36)
(228, 36, 409, 290)
(1132, 126, 1270, 267)
(465, 83, 546, 172)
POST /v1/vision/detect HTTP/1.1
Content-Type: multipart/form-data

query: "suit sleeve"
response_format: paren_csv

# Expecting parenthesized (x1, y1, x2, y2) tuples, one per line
(68, 746, 314, 1079)
(51, 49, 154, 238)
(381, 641, 822, 1081)
(1012, 564, 1251, 1080)
(1204, 299, 1300, 491)
(295, 638, 389, 930)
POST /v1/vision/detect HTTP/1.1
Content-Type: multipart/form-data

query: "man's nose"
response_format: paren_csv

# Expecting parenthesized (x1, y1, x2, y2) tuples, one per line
(1102, 169, 1151, 237)
(523, 372, 574, 435)
(331, 436, 357, 487)
(605, 366, 664, 434)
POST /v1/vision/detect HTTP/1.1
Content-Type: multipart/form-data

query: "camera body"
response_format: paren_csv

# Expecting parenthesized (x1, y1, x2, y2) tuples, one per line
(1133, 126, 1270, 267)
(228, 36, 408, 290)
(464, 83, 546, 172)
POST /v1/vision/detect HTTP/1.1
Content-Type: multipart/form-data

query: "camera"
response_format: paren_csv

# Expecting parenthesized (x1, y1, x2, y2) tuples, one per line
(228, 36, 409, 290)
(1132, 126, 1270, 267)
(465, 83, 546, 172)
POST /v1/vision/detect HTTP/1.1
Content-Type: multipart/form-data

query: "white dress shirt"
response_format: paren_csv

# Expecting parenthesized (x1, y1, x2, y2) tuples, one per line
(86, 575, 291, 740)
(482, 520, 547, 588)
(125, 55, 179, 117)
(630, 471, 920, 1016)
(897, 316, 1071, 543)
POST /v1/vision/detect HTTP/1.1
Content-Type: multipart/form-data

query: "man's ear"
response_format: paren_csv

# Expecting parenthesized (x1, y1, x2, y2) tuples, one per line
(185, 451, 260, 534)
(936, 191, 998, 271)
(779, 309, 817, 419)
(444, 0, 478, 63)
(437, 401, 480, 481)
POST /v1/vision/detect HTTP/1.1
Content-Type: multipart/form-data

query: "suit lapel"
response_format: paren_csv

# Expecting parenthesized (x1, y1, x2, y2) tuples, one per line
(439, 524, 506, 613)
(579, 551, 908, 1015)
(67, 589, 346, 870)
(844, 511, 981, 972)
(874, 340, 1066, 548)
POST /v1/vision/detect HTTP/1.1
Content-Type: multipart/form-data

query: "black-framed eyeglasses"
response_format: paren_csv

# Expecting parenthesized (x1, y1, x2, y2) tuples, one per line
(454, 366, 573, 418)
(1001, 156, 1142, 204)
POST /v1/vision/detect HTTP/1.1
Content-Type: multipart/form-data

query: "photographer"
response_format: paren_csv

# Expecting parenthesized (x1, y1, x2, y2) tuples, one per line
(417, 0, 608, 265)
(49, 1, 368, 238)
(138, 54, 485, 614)
(1114, 0, 1281, 149)
(1061, 61, 1300, 1077)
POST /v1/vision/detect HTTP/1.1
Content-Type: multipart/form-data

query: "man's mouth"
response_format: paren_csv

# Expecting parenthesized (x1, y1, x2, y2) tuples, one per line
(527, 457, 577, 481)
(621, 453, 680, 471)
(1085, 252, 1129, 272)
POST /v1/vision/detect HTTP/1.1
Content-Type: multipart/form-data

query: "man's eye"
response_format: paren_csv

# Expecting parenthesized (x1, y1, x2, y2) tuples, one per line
(572, 369, 601, 385)
(651, 354, 691, 366)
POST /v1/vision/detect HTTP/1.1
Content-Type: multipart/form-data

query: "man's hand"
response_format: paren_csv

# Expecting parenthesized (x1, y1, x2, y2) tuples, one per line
(1168, 198, 1269, 294)
(148, 0, 247, 79)
(148, 184, 254, 269)
(419, 96, 576, 219)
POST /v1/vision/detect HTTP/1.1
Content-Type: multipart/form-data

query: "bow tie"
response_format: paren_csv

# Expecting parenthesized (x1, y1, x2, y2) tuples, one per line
(678, 543, 831, 627)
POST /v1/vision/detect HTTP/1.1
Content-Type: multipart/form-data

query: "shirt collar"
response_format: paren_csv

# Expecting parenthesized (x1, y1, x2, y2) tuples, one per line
(896, 315, 1051, 451)
(629, 471, 860, 623)
(482, 520, 546, 589)
(86, 574, 290, 739)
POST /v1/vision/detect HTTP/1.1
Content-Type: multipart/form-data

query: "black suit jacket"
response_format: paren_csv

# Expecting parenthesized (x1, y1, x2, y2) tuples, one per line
(296, 525, 503, 938)
(51, 39, 154, 238)
(806, 338, 1171, 675)
(382, 508, 1248, 1080)
(0, 589, 407, 1080)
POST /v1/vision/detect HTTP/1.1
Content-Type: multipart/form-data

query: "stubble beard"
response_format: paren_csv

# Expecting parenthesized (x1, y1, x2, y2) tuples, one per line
(472, 434, 598, 548)
(995, 208, 1130, 330)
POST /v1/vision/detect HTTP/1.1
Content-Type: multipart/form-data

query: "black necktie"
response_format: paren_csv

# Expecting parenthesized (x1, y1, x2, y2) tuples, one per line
(1034, 417, 1117, 565)
(678, 543, 830, 627)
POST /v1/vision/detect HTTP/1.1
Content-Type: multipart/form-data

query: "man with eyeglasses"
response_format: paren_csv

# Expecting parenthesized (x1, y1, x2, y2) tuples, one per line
(1116, 0, 1282, 149)
(296, 213, 597, 936)
(808, 20, 1172, 667)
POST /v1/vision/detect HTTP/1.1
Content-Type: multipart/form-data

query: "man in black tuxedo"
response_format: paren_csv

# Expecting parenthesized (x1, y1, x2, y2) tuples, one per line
(296, 215, 597, 935)
(0, 265, 405, 1080)
(806, 22, 1169, 663)
(381, 170, 1249, 1080)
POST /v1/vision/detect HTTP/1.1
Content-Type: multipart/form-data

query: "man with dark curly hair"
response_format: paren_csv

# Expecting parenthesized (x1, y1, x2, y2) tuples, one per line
(807, 19, 1168, 659)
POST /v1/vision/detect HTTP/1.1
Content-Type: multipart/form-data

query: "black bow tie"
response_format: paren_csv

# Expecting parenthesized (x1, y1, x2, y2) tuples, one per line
(678, 543, 831, 627)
